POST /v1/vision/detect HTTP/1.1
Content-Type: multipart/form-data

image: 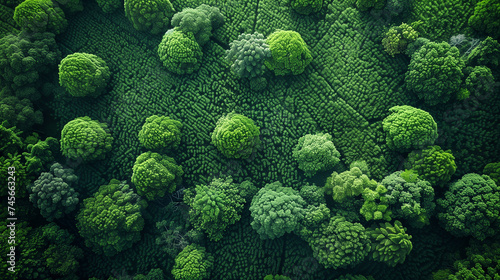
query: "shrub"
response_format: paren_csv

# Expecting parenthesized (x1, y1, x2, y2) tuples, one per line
(58, 53, 111, 97)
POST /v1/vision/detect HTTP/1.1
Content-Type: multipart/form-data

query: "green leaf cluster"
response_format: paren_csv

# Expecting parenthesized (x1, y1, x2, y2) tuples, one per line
(211, 112, 260, 159)
(264, 30, 312, 76)
(468, 0, 500, 39)
(356, 0, 386, 11)
(382, 105, 438, 151)
(40, 223, 83, 277)
(297, 203, 331, 238)
(0, 222, 83, 279)
(291, 0, 323, 15)
(184, 177, 254, 241)
(0, 124, 30, 197)
(382, 171, 435, 228)
(483, 162, 500, 185)
(58, 52, 111, 97)
(249, 181, 306, 239)
(225, 32, 271, 79)
(465, 66, 495, 98)
(0, 95, 43, 131)
(28, 162, 79, 221)
(437, 173, 500, 240)
(60, 116, 113, 161)
(306, 215, 371, 269)
(96, 0, 121, 13)
(13, 0, 67, 34)
(405, 145, 457, 187)
(172, 244, 214, 280)
(138, 115, 183, 151)
(410, 0, 477, 41)
(324, 166, 374, 202)
(299, 183, 326, 206)
(131, 151, 184, 200)
(0, 32, 60, 101)
(405, 42, 465, 106)
(367, 220, 413, 267)
(382, 23, 418, 57)
(171, 4, 224, 46)
(293, 132, 340, 177)
(158, 29, 203, 75)
(467, 37, 500, 68)
(446, 239, 500, 280)
(23, 136, 59, 174)
(124, 0, 174, 34)
(360, 182, 392, 222)
(76, 179, 148, 256)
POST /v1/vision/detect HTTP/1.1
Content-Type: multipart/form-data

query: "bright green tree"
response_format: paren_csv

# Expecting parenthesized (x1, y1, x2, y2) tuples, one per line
(382, 105, 438, 152)
(172, 244, 214, 280)
(76, 179, 147, 256)
(13, 0, 67, 34)
(382, 170, 435, 227)
(60, 116, 113, 161)
(405, 42, 465, 105)
(382, 23, 418, 56)
(211, 112, 260, 159)
(293, 132, 340, 177)
(158, 29, 203, 75)
(171, 4, 224, 46)
(265, 30, 312, 75)
(437, 173, 500, 240)
(324, 166, 373, 202)
(225, 32, 271, 79)
(249, 181, 306, 239)
(367, 220, 413, 267)
(405, 145, 457, 187)
(58, 53, 111, 97)
(184, 177, 255, 241)
(138, 115, 183, 150)
(304, 215, 371, 269)
(483, 162, 500, 185)
(468, 0, 500, 39)
(131, 151, 184, 201)
(124, 0, 175, 34)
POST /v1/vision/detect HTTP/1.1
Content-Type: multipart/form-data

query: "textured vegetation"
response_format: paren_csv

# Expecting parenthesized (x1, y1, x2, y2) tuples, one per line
(1, 0, 499, 279)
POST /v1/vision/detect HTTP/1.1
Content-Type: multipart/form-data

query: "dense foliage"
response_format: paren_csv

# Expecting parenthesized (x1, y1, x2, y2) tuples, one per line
(138, 115, 183, 151)
(28, 162, 79, 221)
(76, 179, 148, 256)
(405, 42, 465, 106)
(367, 220, 413, 267)
(437, 173, 500, 241)
(13, 0, 67, 34)
(131, 151, 184, 200)
(381, 170, 435, 228)
(382, 105, 438, 151)
(1, 0, 499, 278)
(211, 112, 261, 159)
(249, 181, 306, 239)
(124, 0, 175, 34)
(184, 177, 255, 241)
(293, 132, 340, 177)
(60, 116, 113, 161)
(405, 145, 457, 187)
